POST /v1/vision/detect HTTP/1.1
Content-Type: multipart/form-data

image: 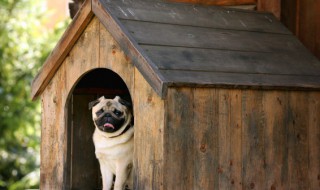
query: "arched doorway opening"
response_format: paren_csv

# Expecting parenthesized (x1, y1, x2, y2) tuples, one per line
(66, 68, 132, 189)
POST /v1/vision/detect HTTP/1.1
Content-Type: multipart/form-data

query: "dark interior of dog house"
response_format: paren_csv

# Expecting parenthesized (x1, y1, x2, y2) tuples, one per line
(66, 68, 131, 189)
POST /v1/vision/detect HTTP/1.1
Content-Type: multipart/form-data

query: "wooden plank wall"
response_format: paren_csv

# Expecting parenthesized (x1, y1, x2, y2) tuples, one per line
(164, 87, 320, 189)
(40, 16, 165, 189)
(40, 17, 100, 189)
(133, 69, 165, 190)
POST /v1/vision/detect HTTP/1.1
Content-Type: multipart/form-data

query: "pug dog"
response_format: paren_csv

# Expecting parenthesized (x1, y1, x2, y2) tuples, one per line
(89, 96, 134, 190)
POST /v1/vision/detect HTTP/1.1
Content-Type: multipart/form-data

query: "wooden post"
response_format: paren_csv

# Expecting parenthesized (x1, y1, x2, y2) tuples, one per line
(257, 0, 281, 19)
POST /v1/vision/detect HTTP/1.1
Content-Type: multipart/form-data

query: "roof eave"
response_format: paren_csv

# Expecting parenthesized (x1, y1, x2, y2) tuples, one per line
(92, 0, 167, 98)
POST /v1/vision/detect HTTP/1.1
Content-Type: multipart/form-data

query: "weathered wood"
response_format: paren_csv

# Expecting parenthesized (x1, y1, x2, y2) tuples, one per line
(167, 0, 256, 6)
(241, 90, 266, 189)
(64, 17, 100, 93)
(161, 70, 320, 90)
(93, 0, 167, 98)
(164, 88, 320, 189)
(104, 0, 287, 34)
(31, 0, 93, 100)
(142, 45, 320, 75)
(296, 0, 320, 60)
(40, 58, 67, 189)
(193, 88, 219, 189)
(263, 91, 288, 189)
(164, 87, 195, 189)
(99, 21, 135, 96)
(35, 1, 320, 189)
(123, 20, 297, 53)
(287, 92, 309, 189)
(217, 89, 231, 189)
(229, 90, 242, 189)
(281, 0, 320, 60)
(257, 0, 281, 19)
(133, 69, 164, 190)
(308, 92, 320, 190)
(280, 0, 297, 35)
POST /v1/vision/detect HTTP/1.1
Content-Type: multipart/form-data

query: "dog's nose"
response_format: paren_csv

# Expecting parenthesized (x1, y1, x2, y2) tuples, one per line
(105, 113, 111, 117)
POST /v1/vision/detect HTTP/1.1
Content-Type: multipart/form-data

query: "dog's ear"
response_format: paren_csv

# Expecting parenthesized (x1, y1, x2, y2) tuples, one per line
(89, 99, 100, 110)
(118, 97, 132, 108)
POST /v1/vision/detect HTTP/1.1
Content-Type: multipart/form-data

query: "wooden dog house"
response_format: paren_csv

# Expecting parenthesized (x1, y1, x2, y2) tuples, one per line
(32, 0, 320, 189)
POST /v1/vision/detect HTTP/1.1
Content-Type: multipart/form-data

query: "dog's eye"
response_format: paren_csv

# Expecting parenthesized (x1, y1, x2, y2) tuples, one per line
(113, 109, 123, 116)
(96, 109, 104, 116)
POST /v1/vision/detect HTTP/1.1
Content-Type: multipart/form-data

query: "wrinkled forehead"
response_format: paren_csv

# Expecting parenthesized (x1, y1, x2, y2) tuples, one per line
(93, 98, 123, 112)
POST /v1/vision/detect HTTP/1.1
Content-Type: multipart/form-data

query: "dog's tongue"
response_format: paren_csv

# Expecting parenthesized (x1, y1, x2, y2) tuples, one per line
(104, 123, 114, 129)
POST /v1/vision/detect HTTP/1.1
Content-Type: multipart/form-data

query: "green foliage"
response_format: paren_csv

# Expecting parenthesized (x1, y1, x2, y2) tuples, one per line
(0, 0, 69, 189)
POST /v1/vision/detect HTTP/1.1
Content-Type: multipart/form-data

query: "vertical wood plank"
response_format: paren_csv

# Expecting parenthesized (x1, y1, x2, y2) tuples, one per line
(308, 92, 320, 189)
(229, 90, 242, 189)
(40, 59, 66, 189)
(263, 91, 289, 189)
(164, 87, 194, 190)
(133, 69, 164, 190)
(193, 88, 219, 190)
(287, 92, 309, 189)
(241, 90, 266, 189)
(217, 89, 231, 189)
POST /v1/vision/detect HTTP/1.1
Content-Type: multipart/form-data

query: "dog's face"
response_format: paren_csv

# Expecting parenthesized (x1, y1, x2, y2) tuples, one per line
(89, 96, 132, 133)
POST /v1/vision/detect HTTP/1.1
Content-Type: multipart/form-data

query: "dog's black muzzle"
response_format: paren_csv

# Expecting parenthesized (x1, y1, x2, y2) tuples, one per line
(95, 112, 125, 133)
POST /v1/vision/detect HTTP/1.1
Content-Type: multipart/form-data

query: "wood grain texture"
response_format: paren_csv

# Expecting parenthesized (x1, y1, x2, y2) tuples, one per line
(40, 58, 67, 189)
(229, 90, 242, 189)
(167, 0, 256, 6)
(133, 69, 165, 190)
(193, 88, 219, 189)
(164, 88, 320, 189)
(164, 87, 194, 189)
(31, 0, 93, 100)
(64, 17, 100, 93)
(257, 0, 281, 19)
(308, 92, 320, 190)
(142, 45, 320, 76)
(241, 90, 266, 189)
(287, 92, 309, 189)
(281, 0, 320, 60)
(104, 0, 286, 34)
(160, 70, 320, 90)
(99, 21, 135, 97)
(93, 0, 166, 97)
(123, 20, 297, 53)
(263, 91, 288, 189)
(296, 0, 320, 60)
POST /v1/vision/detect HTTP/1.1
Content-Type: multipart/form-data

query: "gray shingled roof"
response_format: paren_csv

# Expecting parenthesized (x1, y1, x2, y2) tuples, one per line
(32, 0, 320, 99)
(98, 0, 320, 96)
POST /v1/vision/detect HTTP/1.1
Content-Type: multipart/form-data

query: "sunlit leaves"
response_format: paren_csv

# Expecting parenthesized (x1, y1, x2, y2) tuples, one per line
(0, 0, 69, 189)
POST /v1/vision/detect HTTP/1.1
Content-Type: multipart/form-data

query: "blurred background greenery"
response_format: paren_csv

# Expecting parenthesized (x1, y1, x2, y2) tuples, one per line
(0, 0, 69, 189)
